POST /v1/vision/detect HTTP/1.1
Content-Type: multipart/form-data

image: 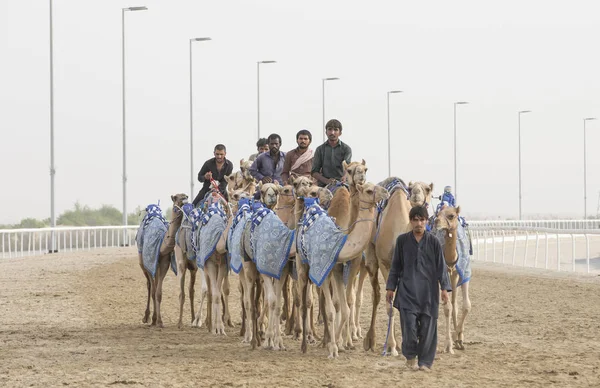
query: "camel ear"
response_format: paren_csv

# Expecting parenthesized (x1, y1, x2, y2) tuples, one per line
(240, 158, 245, 166)
(429, 183, 434, 192)
(274, 181, 280, 187)
(171, 195, 175, 202)
(408, 181, 413, 187)
(456, 206, 461, 215)
(356, 184, 364, 193)
(289, 176, 296, 185)
(361, 159, 366, 166)
(257, 182, 263, 191)
(342, 161, 348, 170)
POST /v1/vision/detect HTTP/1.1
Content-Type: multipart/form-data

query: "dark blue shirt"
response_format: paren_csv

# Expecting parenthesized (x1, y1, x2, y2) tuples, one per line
(386, 231, 452, 318)
(249, 151, 286, 185)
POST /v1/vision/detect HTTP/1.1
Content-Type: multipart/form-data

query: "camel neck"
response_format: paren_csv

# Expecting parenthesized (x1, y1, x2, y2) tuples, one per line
(443, 229, 458, 264)
(338, 204, 375, 261)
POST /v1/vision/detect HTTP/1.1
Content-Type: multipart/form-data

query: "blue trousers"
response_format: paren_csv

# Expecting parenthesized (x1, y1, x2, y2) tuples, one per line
(400, 309, 438, 368)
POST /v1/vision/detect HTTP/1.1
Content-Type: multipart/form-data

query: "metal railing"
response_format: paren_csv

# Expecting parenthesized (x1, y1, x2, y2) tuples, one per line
(469, 219, 600, 230)
(0, 226, 139, 258)
(470, 226, 600, 274)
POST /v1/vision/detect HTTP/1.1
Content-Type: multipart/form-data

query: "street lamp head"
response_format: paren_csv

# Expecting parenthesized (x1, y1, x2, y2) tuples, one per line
(388, 90, 403, 94)
(192, 37, 212, 42)
(259, 60, 277, 64)
(323, 77, 339, 81)
(584, 117, 597, 121)
(455, 101, 469, 105)
(126, 6, 148, 11)
(519, 110, 531, 114)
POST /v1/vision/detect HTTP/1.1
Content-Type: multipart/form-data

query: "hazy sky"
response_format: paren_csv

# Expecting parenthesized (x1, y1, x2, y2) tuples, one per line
(1, 0, 599, 224)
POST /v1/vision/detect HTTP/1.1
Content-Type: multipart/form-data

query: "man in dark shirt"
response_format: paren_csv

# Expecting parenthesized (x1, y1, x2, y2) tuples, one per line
(249, 133, 285, 185)
(192, 144, 234, 207)
(386, 206, 451, 372)
(311, 119, 352, 187)
(248, 138, 269, 162)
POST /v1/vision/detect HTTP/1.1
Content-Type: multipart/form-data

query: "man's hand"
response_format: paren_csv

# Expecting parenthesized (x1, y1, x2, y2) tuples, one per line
(385, 290, 394, 305)
(329, 178, 338, 185)
(204, 171, 212, 180)
(262, 176, 273, 184)
(441, 289, 449, 304)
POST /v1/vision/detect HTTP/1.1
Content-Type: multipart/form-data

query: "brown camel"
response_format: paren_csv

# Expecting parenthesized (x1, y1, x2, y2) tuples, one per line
(297, 182, 389, 358)
(138, 193, 188, 328)
(434, 205, 472, 354)
(363, 178, 433, 355)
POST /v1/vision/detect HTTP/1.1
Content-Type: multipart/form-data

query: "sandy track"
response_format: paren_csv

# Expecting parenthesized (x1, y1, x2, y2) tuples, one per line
(1, 248, 600, 387)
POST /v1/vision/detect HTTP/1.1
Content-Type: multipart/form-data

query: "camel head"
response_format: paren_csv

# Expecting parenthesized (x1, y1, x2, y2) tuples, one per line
(258, 182, 281, 209)
(239, 159, 254, 181)
(343, 159, 368, 186)
(434, 205, 460, 232)
(170, 193, 189, 215)
(230, 189, 253, 203)
(304, 185, 334, 208)
(278, 185, 295, 206)
(356, 182, 389, 208)
(408, 181, 434, 208)
(290, 175, 314, 198)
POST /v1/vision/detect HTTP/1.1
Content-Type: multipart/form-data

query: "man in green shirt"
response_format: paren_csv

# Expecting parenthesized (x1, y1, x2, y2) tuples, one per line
(311, 119, 352, 187)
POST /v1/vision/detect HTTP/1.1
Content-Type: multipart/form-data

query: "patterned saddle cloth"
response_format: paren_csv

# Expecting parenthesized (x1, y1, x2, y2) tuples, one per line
(194, 203, 227, 269)
(432, 221, 472, 286)
(298, 198, 347, 287)
(228, 199, 253, 274)
(249, 206, 295, 280)
(136, 204, 177, 277)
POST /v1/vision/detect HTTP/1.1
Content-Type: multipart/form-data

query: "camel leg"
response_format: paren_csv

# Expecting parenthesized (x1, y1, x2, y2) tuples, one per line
(262, 275, 276, 350)
(245, 264, 261, 349)
(319, 287, 330, 348)
(280, 271, 290, 324)
(290, 278, 301, 339)
(188, 265, 197, 326)
(205, 259, 221, 335)
(258, 280, 269, 340)
(307, 282, 318, 343)
(272, 266, 289, 351)
(203, 269, 212, 331)
(442, 277, 454, 354)
(154, 255, 170, 328)
(296, 256, 310, 354)
(139, 254, 152, 324)
(321, 276, 338, 359)
(213, 254, 228, 335)
(345, 256, 362, 343)
(222, 265, 234, 327)
(363, 243, 380, 352)
(333, 267, 352, 350)
(238, 269, 247, 338)
(354, 258, 368, 339)
(176, 248, 188, 329)
(240, 269, 253, 343)
(379, 264, 399, 356)
(192, 267, 207, 328)
(456, 280, 472, 350)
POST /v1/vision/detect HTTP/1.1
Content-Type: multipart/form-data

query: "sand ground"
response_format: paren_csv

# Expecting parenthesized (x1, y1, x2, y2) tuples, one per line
(1, 248, 600, 387)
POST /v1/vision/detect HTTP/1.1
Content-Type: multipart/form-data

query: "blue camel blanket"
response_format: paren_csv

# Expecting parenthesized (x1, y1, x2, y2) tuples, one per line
(433, 222, 472, 286)
(136, 204, 169, 278)
(228, 201, 252, 274)
(250, 208, 295, 279)
(298, 198, 348, 287)
(195, 203, 227, 269)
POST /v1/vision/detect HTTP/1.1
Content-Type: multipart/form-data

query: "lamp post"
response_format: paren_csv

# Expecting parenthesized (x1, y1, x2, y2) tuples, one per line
(122, 6, 147, 245)
(386, 90, 403, 177)
(453, 101, 469, 202)
(49, 0, 56, 253)
(322, 77, 340, 143)
(189, 37, 212, 199)
(518, 110, 531, 220)
(584, 117, 597, 219)
(256, 60, 276, 140)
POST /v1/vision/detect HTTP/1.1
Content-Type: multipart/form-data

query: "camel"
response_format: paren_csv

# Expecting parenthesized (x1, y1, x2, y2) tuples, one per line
(434, 206, 472, 354)
(174, 189, 250, 330)
(241, 179, 333, 350)
(225, 159, 256, 197)
(138, 193, 188, 328)
(363, 178, 434, 355)
(297, 182, 389, 358)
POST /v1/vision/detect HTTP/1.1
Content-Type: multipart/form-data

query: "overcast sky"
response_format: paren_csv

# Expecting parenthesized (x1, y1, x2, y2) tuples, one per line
(1, 0, 599, 224)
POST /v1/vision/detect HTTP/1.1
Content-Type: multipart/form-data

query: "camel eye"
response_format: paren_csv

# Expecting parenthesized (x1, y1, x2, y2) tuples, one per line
(448, 215, 455, 219)
(366, 189, 373, 195)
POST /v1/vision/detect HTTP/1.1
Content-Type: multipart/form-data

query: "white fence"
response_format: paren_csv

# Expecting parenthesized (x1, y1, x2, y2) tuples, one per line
(470, 226, 600, 274)
(0, 226, 139, 258)
(469, 219, 600, 230)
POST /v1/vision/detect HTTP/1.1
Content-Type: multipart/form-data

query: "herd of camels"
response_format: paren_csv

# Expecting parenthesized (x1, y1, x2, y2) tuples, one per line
(137, 159, 472, 359)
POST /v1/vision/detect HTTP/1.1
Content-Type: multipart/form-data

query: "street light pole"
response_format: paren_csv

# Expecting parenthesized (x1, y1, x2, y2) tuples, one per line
(518, 110, 531, 220)
(322, 77, 340, 143)
(453, 101, 469, 202)
(122, 6, 147, 245)
(189, 37, 211, 199)
(256, 60, 276, 140)
(387, 90, 403, 177)
(584, 117, 597, 219)
(49, 0, 56, 253)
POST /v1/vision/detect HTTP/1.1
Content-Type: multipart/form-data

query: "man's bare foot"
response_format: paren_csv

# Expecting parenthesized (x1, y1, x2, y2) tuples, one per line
(406, 359, 418, 371)
(419, 365, 432, 372)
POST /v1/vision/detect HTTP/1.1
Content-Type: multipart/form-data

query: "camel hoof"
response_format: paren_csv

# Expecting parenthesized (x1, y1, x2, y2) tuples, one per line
(443, 344, 455, 354)
(363, 335, 374, 351)
(177, 322, 184, 330)
(455, 340, 465, 350)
